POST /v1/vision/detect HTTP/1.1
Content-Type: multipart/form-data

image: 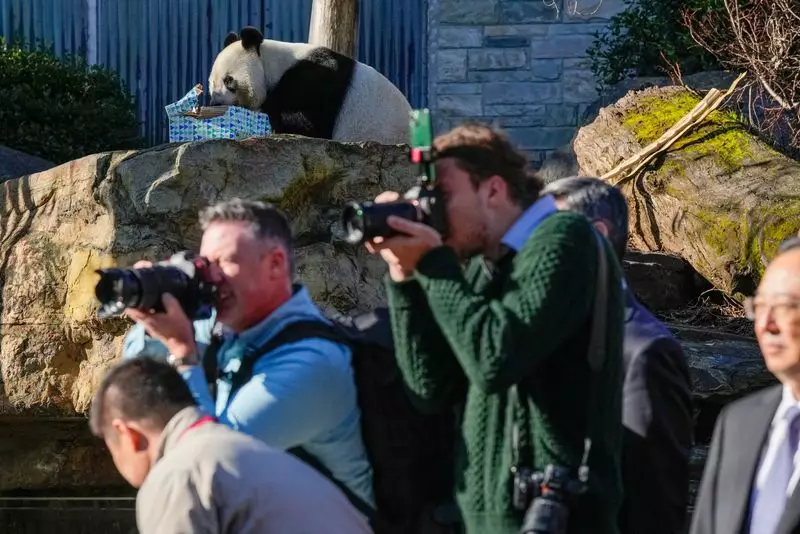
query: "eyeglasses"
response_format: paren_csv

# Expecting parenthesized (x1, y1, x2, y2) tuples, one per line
(743, 297, 800, 322)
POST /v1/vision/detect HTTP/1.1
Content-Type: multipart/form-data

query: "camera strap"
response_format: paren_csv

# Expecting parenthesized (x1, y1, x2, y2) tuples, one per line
(204, 319, 378, 522)
(511, 228, 609, 481)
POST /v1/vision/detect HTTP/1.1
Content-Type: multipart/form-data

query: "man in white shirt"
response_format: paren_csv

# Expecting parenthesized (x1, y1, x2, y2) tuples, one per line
(89, 356, 373, 534)
(691, 236, 800, 534)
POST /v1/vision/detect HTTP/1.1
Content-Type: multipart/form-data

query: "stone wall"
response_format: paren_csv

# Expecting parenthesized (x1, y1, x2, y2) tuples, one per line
(426, 0, 627, 166)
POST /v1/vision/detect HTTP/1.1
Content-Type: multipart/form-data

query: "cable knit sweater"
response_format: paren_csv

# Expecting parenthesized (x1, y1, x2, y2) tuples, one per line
(386, 211, 625, 534)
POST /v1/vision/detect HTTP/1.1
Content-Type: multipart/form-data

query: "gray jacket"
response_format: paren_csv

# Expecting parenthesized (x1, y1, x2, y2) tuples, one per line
(136, 406, 373, 534)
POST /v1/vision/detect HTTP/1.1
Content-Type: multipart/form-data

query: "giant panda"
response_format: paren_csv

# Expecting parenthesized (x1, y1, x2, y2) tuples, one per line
(207, 26, 412, 145)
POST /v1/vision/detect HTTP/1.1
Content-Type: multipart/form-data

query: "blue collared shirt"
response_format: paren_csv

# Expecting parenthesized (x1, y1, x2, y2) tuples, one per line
(123, 286, 374, 507)
(501, 194, 559, 252)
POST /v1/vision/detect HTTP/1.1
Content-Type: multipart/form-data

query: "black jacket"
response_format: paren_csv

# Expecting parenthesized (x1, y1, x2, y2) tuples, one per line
(619, 290, 694, 534)
(690, 385, 800, 534)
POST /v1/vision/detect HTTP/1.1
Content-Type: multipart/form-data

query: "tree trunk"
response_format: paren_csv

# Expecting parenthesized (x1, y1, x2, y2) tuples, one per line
(308, 0, 359, 59)
(573, 85, 800, 297)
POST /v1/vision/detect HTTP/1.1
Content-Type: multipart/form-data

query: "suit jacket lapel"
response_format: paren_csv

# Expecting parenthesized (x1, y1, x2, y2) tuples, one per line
(722, 386, 782, 534)
(777, 399, 800, 533)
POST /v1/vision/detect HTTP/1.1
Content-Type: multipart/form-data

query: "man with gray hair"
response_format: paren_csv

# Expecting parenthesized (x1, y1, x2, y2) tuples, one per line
(691, 236, 800, 534)
(121, 198, 374, 512)
(542, 176, 694, 534)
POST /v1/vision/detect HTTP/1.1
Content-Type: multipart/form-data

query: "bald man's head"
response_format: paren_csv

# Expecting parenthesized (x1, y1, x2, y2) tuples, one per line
(750, 242, 800, 386)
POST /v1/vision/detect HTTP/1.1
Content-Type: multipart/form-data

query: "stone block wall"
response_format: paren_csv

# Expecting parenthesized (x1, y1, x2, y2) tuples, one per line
(426, 0, 627, 166)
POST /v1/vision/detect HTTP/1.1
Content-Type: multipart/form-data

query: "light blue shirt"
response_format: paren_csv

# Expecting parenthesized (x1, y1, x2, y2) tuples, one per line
(122, 286, 374, 507)
(501, 194, 559, 252)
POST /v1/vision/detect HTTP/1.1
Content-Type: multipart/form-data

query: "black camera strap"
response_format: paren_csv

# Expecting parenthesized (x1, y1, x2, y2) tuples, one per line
(200, 319, 377, 522)
(511, 228, 609, 483)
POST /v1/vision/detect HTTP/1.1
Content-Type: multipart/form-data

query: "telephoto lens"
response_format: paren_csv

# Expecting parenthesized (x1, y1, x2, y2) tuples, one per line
(94, 265, 196, 318)
(94, 252, 216, 320)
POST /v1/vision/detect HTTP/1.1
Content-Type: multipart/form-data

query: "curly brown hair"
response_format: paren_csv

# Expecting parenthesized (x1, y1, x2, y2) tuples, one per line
(433, 122, 543, 208)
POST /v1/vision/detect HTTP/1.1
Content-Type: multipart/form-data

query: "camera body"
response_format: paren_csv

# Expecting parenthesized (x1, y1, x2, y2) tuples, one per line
(341, 109, 448, 244)
(511, 464, 588, 534)
(94, 251, 217, 320)
(341, 182, 446, 244)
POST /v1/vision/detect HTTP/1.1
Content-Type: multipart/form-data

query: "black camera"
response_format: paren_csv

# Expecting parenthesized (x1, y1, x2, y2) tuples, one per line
(341, 184, 447, 244)
(340, 108, 448, 245)
(94, 251, 217, 320)
(511, 463, 588, 534)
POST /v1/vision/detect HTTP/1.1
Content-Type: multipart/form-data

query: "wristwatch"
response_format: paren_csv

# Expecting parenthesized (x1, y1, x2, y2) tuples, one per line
(167, 351, 200, 368)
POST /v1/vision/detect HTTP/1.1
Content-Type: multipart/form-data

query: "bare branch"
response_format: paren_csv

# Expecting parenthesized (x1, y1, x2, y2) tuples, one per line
(684, 0, 800, 156)
(758, 76, 796, 111)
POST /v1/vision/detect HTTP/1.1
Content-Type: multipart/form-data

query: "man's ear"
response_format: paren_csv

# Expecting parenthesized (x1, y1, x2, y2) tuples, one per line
(111, 418, 149, 452)
(485, 174, 508, 200)
(260, 244, 288, 277)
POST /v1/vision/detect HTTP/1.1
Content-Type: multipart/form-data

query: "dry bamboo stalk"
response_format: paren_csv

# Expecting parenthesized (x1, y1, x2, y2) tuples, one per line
(183, 106, 229, 119)
(602, 72, 747, 185)
(605, 91, 723, 184)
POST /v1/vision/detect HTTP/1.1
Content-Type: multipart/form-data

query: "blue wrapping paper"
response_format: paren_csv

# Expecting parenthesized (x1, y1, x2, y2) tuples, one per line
(165, 85, 271, 142)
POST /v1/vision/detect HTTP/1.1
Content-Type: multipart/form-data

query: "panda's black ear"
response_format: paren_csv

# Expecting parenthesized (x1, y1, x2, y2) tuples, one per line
(223, 32, 240, 48)
(239, 26, 263, 55)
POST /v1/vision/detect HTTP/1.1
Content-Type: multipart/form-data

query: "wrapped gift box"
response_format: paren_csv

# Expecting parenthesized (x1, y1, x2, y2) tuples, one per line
(165, 84, 271, 142)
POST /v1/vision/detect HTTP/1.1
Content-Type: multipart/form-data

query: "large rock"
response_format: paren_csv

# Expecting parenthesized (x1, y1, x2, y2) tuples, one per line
(0, 136, 414, 418)
(0, 136, 415, 491)
(0, 146, 55, 183)
(574, 85, 800, 297)
(672, 324, 774, 404)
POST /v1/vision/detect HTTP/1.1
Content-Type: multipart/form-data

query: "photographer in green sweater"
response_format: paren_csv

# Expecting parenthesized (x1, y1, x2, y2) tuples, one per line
(366, 123, 625, 534)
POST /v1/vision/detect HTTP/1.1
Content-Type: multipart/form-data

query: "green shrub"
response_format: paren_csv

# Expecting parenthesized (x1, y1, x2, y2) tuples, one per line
(0, 38, 143, 164)
(587, 0, 726, 91)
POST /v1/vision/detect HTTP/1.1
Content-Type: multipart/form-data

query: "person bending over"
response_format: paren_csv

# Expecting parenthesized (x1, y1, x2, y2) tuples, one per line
(89, 356, 372, 534)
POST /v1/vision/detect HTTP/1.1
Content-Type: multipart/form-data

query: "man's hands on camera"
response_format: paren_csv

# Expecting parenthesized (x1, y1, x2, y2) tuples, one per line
(365, 191, 443, 282)
(124, 260, 198, 368)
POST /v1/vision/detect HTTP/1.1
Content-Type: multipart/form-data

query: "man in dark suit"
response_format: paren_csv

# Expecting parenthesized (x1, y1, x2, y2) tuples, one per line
(543, 176, 695, 534)
(690, 236, 800, 534)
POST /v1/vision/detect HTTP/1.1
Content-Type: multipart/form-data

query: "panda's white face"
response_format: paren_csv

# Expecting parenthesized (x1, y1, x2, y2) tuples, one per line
(208, 43, 267, 110)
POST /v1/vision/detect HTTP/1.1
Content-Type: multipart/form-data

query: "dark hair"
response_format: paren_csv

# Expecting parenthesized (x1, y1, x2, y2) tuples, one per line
(89, 358, 196, 439)
(778, 235, 800, 255)
(199, 198, 296, 275)
(541, 176, 629, 260)
(536, 151, 580, 185)
(434, 122, 543, 208)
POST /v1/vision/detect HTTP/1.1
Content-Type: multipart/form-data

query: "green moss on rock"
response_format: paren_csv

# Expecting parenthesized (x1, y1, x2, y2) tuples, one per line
(757, 201, 800, 266)
(694, 199, 800, 287)
(621, 90, 756, 172)
(277, 156, 347, 215)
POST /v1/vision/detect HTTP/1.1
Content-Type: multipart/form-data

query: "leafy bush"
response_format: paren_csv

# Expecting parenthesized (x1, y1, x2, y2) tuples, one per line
(587, 0, 726, 91)
(0, 38, 142, 164)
